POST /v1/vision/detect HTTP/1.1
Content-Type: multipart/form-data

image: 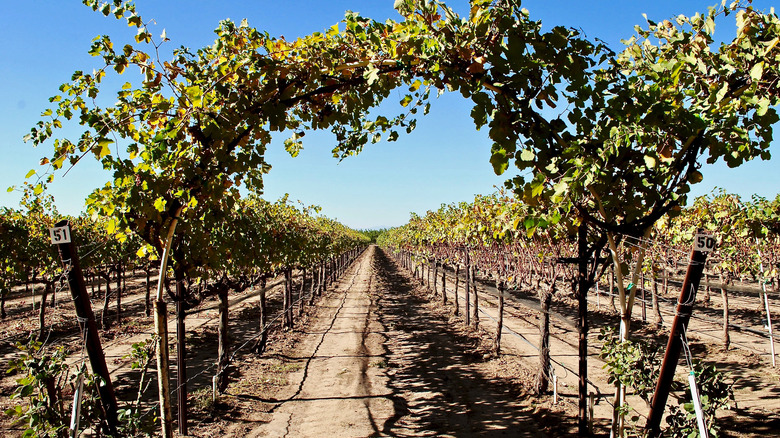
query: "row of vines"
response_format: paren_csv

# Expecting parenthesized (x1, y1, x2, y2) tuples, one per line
(378, 189, 780, 437)
(0, 191, 370, 437)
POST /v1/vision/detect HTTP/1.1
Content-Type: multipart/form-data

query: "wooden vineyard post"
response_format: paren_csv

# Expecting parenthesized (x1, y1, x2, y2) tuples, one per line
(309, 267, 316, 306)
(50, 221, 119, 436)
(646, 231, 714, 437)
(433, 259, 439, 296)
(454, 264, 460, 316)
(441, 263, 447, 305)
(300, 268, 307, 315)
(175, 271, 188, 436)
(217, 285, 229, 392)
(153, 209, 182, 438)
(576, 223, 591, 437)
(756, 238, 777, 367)
(471, 265, 479, 330)
(495, 279, 505, 354)
(465, 249, 471, 326)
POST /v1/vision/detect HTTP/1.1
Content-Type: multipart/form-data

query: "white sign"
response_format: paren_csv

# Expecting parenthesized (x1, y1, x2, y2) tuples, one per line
(694, 233, 716, 253)
(49, 226, 71, 245)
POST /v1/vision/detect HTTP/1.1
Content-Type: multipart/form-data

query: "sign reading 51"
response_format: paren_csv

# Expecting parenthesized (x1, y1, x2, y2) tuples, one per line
(49, 226, 71, 245)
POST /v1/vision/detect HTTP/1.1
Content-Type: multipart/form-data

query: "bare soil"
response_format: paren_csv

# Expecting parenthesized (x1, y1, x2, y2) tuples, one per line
(190, 246, 557, 437)
(2, 245, 779, 437)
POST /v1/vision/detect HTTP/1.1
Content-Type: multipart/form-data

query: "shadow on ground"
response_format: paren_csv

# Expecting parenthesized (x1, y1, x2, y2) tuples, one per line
(373, 248, 563, 437)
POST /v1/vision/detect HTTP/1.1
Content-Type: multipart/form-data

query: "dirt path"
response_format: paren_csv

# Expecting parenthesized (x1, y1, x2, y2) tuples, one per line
(246, 246, 550, 437)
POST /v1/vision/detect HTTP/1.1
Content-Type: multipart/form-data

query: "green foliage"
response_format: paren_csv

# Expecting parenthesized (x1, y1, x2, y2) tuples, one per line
(116, 339, 157, 437)
(665, 362, 735, 438)
(598, 328, 734, 437)
(5, 337, 104, 438)
(599, 327, 662, 405)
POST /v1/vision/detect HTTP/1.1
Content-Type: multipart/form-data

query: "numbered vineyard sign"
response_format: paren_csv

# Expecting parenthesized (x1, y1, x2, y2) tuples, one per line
(49, 225, 71, 245)
(693, 233, 716, 253)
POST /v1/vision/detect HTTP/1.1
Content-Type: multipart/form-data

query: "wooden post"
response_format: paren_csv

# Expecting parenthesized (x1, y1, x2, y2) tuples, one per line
(756, 238, 777, 367)
(441, 263, 447, 305)
(217, 285, 229, 392)
(471, 265, 479, 329)
(175, 272, 188, 436)
(454, 265, 460, 316)
(465, 250, 471, 326)
(253, 277, 269, 354)
(153, 209, 182, 438)
(641, 271, 646, 323)
(116, 262, 122, 326)
(51, 220, 119, 436)
(154, 300, 173, 437)
(299, 268, 306, 314)
(433, 259, 439, 296)
(646, 232, 712, 437)
(495, 279, 504, 354)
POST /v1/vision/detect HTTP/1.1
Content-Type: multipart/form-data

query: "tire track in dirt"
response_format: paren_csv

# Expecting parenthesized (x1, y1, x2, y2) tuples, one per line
(252, 246, 555, 437)
(252, 246, 393, 437)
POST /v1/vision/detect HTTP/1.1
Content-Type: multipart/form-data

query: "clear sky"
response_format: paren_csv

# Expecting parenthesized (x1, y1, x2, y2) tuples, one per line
(1, 0, 777, 229)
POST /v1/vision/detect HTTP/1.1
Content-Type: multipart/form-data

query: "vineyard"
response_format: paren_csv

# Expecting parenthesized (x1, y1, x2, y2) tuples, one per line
(378, 190, 780, 436)
(3, 0, 780, 437)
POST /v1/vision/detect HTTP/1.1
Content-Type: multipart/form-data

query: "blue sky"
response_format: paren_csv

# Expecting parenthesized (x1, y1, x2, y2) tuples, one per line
(1, 0, 777, 229)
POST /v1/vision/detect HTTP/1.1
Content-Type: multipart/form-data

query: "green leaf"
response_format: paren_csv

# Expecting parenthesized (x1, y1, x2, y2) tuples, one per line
(97, 138, 113, 158)
(185, 86, 203, 106)
(757, 97, 770, 117)
(644, 155, 656, 169)
(490, 149, 508, 175)
(750, 62, 764, 82)
(715, 83, 729, 103)
(153, 197, 167, 212)
(25, 169, 36, 179)
(364, 65, 380, 85)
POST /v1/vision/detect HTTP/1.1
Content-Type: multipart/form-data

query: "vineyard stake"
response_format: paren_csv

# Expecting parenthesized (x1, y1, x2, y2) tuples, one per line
(576, 223, 591, 437)
(646, 231, 713, 437)
(588, 392, 595, 435)
(174, 269, 188, 436)
(153, 208, 182, 438)
(465, 249, 471, 326)
(51, 220, 119, 436)
(756, 238, 777, 367)
(556, 223, 604, 436)
(441, 263, 447, 305)
(454, 264, 460, 316)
